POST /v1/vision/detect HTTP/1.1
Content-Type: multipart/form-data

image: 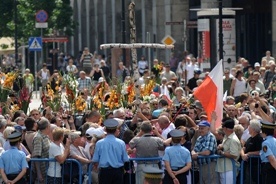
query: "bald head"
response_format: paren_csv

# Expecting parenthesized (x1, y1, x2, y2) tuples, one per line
(158, 115, 170, 129)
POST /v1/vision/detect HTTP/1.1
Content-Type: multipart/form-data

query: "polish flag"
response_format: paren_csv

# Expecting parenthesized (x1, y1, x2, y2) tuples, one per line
(193, 60, 223, 128)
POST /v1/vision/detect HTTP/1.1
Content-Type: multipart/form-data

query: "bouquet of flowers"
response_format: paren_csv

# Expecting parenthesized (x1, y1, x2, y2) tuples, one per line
(63, 73, 78, 111)
(75, 96, 86, 112)
(0, 72, 17, 102)
(18, 86, 32, 114)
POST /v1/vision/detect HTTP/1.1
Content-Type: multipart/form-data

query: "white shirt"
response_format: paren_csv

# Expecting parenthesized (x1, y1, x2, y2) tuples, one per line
(66, 65, 77, 73)
(138, 60, 148, 74)
(241, 128, 250, 143)
(159, 123, 175, 156)
(186, 64, 199, 81)
(47, 142, 64, 177)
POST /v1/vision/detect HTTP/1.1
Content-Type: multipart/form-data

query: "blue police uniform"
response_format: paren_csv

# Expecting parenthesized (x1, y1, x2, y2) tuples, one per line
(260, 122, 276, 184)
(92, 119, 129, 184)
(0, 132, 28, 184)
(163, 130, 192, 184)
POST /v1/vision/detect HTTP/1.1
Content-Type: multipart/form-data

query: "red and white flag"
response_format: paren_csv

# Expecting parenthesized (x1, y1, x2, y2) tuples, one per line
(193, 60, 223, 128)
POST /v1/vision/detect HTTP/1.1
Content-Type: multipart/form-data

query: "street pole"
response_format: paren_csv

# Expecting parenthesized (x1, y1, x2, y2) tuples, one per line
(184, 19, 187, 52)
(41, 29, 43, 64)
(219, 0, 224, 63)
(14, 0, 18, 63)
(147, 32, 151, 71)
(35, 51, 38, 98)
(121, 0, 126, 65)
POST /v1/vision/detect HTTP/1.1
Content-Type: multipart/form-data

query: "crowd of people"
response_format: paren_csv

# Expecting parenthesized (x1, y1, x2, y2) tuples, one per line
(0, 48, 276, 184)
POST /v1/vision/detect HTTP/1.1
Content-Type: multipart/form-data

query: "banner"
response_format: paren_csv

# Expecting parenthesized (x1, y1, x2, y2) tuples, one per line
(216, 19, 236, 65)
(198, 19, 210, 63)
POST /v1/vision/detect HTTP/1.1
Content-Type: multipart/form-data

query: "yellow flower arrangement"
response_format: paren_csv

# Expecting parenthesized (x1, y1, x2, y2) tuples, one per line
(75, 96, 87, 112)
(3, 72, 17, 89)
(10, 104, 20, 114)
(92, 96, 101, 109)
(127, 83, 135, 103)
(140, 79, 155, 97)
(46, 84, 54, 99)
(106, 89, 120, 109)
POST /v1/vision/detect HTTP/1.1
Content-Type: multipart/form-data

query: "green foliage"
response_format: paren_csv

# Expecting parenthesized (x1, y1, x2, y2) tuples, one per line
(0, 0, 76, 40)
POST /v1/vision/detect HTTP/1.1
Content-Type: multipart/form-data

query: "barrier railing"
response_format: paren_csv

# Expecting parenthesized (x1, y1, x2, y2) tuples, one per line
(29, 158, 83, 184)
(35, 155, 260, 184)
(239, 155, 262, 184)
(193, 155, 238, 184)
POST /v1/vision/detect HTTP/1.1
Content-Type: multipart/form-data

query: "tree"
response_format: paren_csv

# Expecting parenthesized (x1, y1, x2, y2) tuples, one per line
(0, 0, 76, 41)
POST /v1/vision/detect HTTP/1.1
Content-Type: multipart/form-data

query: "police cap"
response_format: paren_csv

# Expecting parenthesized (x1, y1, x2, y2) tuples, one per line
(169, 129, 184, 139)
(143, 166, 163, 180)
(104, 119, 119, 129)
(7, 131, 22, 143)
(261, 121, 276, 130)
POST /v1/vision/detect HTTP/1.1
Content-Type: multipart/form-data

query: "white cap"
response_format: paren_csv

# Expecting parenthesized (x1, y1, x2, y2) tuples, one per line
(86, 127, 105, 137)
(98, 77, 105, 83)
(254, 62, 260, 67)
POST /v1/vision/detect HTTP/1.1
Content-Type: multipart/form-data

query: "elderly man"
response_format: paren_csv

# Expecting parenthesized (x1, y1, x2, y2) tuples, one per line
(238, 115, 250, 146)
(129, 121, 164, 184)
(191, 121, 217, 184)
(77, 71, 92, 91)
(158, 115, 175, 139)
(216, 118, 241, 184)
(32, 117, 51, 183)
(69, 131, 91, 176)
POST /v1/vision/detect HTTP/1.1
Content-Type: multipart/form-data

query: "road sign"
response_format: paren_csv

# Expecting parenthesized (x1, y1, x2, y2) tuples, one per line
(36, 10, 48, 23)
(28, 37, 42, 51)
(35, 22, 48, 28)
(165, 22, 184, 25)
(161, 35, 176, 45)
(42, 36, 68, 43)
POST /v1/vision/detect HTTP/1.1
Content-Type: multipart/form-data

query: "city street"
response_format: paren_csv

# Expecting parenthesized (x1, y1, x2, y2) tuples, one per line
(29, 91, 42, 112)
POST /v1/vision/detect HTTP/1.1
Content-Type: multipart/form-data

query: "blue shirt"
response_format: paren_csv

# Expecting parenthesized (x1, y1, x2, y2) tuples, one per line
(92, 134, 129, 168)
(193, 132, 217, 164)
(0, 147, 28, 174)
(163, 144, 191, 169)
(260, 135, 276, 163)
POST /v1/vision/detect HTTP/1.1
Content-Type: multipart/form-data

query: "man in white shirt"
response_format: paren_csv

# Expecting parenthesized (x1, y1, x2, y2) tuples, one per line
(186, 58, 199, 81)
(158, 115, 175, 139)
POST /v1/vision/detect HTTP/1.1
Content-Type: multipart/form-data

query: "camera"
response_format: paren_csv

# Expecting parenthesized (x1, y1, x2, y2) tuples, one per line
(255, 103, 259, 108)
(244, 106, 250, 112)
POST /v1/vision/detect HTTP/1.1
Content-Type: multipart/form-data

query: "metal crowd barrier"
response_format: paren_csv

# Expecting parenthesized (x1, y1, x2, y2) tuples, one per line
(41, 155, 259, 184)
(87, 157, 162, 184)
(193, 154, 238, 184)
(29, 158, 83, 184)
(239, 155, 262, 184)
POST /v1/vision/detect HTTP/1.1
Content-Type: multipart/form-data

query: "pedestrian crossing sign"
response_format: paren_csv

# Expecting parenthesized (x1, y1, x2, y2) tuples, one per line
(28, 37, 42, 51)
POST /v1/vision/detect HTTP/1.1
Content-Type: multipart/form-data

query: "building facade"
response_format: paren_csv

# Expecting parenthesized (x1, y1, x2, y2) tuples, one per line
(69, 0, 275, 67)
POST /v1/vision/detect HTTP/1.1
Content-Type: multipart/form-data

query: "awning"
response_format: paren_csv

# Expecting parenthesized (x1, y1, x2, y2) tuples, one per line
(0, 37, 15, 55)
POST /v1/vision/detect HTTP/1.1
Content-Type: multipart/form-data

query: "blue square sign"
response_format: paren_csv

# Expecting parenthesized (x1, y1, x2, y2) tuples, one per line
(28, 37, 42, 51)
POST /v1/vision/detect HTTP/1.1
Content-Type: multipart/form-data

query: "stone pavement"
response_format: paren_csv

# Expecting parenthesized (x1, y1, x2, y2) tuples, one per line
(28, 91, 42, 112)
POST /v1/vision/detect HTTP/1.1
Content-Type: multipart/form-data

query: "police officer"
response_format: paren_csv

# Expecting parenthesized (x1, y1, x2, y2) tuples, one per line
(92, 119, 129, 184)
(163, 129, 192, 184)
(0, 131, 28, 184)
(260, 122, 276, 184)
(143, 166, 163, 184)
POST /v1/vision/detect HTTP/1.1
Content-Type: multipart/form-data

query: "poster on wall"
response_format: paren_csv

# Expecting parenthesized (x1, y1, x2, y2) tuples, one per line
(198, 19, 210, 63)
(216, 19, 236, 66)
